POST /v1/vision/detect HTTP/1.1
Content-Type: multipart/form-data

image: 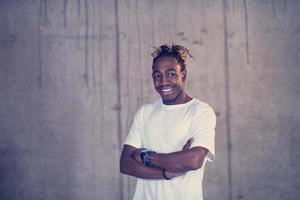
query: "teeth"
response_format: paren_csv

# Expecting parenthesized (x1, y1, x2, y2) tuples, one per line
(161, 88, 173, 92)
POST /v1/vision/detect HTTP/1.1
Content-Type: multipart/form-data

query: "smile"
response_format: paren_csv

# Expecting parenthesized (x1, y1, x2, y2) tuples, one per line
(162, 88, 172, 92)
(159, 86, 175, 94)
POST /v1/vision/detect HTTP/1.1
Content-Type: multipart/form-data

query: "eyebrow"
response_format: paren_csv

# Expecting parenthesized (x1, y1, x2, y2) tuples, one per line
(152, 68, 176, 74)
(165, 69, 176, 72)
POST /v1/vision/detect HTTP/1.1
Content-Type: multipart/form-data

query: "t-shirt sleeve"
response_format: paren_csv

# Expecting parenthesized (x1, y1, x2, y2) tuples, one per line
(190, 105, 216, 162)
(123, 107, 144, 148)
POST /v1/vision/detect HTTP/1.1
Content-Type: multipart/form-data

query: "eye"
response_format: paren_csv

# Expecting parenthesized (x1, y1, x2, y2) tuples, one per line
(168, 72, 176, 77)
(152, 73, 161, 80)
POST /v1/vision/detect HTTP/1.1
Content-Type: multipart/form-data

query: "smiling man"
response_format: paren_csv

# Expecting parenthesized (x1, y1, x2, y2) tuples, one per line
(120, 44, 216, 200)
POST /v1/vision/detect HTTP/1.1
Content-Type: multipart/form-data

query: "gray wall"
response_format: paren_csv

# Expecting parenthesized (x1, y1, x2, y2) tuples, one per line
(0, 0, 299, 200)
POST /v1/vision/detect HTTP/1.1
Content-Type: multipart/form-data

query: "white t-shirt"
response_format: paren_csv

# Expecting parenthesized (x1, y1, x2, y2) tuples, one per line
(124, 98, 216, 200)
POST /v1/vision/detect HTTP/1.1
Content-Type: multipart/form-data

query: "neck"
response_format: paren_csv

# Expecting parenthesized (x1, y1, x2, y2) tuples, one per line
(163, 93, 192, 105)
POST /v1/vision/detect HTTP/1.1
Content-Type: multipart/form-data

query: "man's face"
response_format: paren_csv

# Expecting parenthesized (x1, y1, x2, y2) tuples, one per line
(152, 56, 186, 105)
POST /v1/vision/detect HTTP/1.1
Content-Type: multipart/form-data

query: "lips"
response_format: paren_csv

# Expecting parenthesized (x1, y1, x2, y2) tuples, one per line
(159, 86, 175, 95)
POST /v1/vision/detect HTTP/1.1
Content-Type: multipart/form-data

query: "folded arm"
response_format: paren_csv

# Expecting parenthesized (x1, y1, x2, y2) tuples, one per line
(120, 144, 184, 179)
(149, 146, 208, 172)
(132, 141, 208, 173)
(123, 138, 208, 176)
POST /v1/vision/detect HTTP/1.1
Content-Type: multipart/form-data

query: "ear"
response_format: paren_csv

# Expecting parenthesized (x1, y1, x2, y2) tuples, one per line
(181, 69, 187, 81)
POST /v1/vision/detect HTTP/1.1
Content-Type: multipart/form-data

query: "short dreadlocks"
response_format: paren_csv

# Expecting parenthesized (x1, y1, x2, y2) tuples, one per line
(151, 44, 193, 71)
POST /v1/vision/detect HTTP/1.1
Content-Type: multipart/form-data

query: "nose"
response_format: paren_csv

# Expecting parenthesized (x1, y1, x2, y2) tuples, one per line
(158, 75, 170, 86)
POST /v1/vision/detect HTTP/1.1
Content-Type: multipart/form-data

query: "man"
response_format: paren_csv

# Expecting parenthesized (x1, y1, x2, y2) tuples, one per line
(120, 44, 216, 200)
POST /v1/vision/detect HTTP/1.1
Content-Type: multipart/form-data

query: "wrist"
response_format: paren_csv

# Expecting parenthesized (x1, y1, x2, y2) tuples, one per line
(140, 150, 156, 167)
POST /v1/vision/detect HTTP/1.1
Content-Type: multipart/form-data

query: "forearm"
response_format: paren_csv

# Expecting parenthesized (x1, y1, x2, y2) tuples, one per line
(120, 156, 164, 179)
(151, 147, 208, 172)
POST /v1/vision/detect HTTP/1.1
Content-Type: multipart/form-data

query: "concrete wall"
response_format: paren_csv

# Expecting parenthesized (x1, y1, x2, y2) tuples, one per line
(0, 0, 299, 200)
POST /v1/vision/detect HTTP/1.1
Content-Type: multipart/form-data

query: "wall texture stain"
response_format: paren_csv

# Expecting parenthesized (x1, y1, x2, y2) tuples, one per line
(272, 0, 277, 18)
(63, 0, 68, 28)
(38, 0, 43, 86)
(40, 0, 48, 25)
(114, 0, 123, 199)
(84, 0, 89, 88)
(243, 0, 250, 64)
(222, 1, 233, 200)
(134, 0, 143, 103)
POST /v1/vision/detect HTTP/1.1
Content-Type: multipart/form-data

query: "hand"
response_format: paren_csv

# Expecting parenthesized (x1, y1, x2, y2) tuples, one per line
(132, 148, 146, 164)
(182, 138, 194, 151)
(164, 170, 185, 179)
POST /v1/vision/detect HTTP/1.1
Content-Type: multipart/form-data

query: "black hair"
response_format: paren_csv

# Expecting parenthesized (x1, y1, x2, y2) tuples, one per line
(151, 44, 193, 71)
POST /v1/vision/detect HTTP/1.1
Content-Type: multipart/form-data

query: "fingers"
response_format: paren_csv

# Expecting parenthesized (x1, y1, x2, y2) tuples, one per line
(182, 138, 194, 151)
(182, 143, 189, 151)
(187, 138, 193, 146)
